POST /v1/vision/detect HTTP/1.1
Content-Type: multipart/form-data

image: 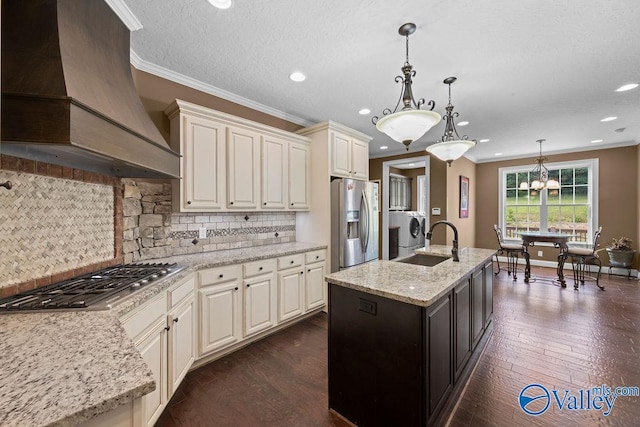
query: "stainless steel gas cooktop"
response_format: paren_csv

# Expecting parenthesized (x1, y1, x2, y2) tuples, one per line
(0, 263, 185, 312)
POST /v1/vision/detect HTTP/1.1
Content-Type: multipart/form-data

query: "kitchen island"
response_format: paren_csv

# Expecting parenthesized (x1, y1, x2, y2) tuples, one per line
(325, 245, 496, 427)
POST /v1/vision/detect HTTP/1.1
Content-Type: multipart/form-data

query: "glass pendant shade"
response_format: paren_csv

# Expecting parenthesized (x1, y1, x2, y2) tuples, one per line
(376, 109, 442, 148)
(426, 139, 476, 164)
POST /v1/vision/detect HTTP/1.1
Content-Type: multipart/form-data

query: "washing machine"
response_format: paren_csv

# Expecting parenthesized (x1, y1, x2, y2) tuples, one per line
(417, 211, 426, 247)
(389, 211, 422, 257)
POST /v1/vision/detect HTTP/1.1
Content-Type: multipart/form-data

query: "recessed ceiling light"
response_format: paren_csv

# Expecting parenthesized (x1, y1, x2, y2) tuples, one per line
(408, 163, 415, 167)
(614, 127, 626, 133)
(616, 83, 638, 92)
(358, 108, 371, 115)
(600, 116, 617, 122)
(479, 139, 490, 143)
(380, 145, 388, 150)
(494, 153, 503, 156)
(457, 121, 469, 126)
(289, 72, 306, 82)
(590, 139, 603, 143)
(208, 0, 233, 9)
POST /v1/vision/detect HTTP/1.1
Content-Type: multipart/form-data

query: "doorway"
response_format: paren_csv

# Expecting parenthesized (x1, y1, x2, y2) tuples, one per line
(381, 156, 431, 260)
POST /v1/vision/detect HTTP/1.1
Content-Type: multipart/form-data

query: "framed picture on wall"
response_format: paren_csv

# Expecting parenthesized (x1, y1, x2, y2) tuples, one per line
(459, 175, 469, 218)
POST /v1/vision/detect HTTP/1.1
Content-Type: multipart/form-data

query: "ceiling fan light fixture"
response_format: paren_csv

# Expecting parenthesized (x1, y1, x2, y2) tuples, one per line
(372, 23, 441, 151)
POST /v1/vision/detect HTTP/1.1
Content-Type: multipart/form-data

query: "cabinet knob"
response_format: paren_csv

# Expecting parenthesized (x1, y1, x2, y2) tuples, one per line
(308, 269, 311, 272)
(173, 318, 179, 323)
(234, 287, 238, 291)
(230, 201, 234, 205)
(219, 274, 224, 278)
(300, 271, 304, 275)
(264, 202, 267, 205)
(315, 255, 319, 259)
(291, 203, 294, 206)
(187, 201, 191, 205)
(259, 266, 263, 271)
(164, 326, 170, 331)
(246, 284, 250, 287)
(349, 171, 352, 174)
(290, 260, 294, 264)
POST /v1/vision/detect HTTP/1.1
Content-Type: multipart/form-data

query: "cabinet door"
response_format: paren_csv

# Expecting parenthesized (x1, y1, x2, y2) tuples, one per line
(288, 141, 310, 210)
(351, 138, 369, 180)
(261, 136, 287, 209)
(168, 298, 195, 395)
(278, 269, 304, 322)
(330, 131, 351, 178)
(134, 319, 168, 427)
(484, 262, 494, 328)
(305, 261, 326, 311)
(426, 293, 452, 419)
(199, 281, 242, 356)
(471, 270, 484, 349)
(183, 115, 226, 210)
(244, 273, 276, 337)
(227, 125, 260, 209)
(454, 280, 471, 381)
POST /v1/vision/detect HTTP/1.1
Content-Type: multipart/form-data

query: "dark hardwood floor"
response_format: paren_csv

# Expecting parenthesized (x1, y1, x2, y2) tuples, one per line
(157, 266, 640, 427)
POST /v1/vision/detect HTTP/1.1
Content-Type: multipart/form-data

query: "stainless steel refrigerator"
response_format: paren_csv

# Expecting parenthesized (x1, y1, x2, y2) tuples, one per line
(331, 178, 379, 272)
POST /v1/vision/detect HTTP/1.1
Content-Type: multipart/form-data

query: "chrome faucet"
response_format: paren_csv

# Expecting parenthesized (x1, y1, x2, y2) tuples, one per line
(426, 220, 460, 262)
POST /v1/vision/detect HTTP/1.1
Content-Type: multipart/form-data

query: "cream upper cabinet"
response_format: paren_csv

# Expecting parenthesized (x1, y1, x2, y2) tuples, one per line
(165, 100, 310, 212)
(261, 135, 287, 209)
(288, 140, 310, 209)
(329, 130, 370, 180)
(167, 112, 226, 212)
(227, 125, 260, 209)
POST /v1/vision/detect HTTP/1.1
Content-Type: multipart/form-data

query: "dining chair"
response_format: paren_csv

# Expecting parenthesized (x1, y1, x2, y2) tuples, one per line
(494, 225, 527, 280)
(563, 226, 604, 290)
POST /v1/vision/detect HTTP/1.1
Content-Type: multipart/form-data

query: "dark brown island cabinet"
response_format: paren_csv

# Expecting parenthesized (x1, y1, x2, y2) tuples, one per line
(328, 262, 494, 426)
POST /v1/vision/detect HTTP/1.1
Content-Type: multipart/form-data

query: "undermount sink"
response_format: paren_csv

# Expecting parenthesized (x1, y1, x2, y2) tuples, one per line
(396, 254, 450, 267)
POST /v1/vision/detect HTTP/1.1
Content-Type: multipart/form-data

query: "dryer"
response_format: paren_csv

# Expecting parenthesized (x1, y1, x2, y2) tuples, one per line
(389, 211, 422, 257)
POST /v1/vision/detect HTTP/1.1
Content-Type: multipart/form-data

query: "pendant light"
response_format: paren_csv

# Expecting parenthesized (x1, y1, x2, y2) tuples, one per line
(372, 23, 441, 151)
(426, 77, 476, 166)
(519, 139, 560, 190)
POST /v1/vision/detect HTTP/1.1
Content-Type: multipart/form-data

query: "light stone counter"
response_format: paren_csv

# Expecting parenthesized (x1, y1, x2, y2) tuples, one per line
(325, 245, 496, 307)
(0, 241, 326, 427)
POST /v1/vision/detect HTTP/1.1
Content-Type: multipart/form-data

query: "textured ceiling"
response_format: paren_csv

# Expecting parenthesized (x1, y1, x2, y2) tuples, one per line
(122, 0, 640, 162)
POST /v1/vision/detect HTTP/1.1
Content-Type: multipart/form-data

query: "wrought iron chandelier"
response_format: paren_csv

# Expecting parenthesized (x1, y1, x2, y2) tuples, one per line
(519, 139, 560, 191)
(372, 23, 441, 151)
(426, 77, 476, 166)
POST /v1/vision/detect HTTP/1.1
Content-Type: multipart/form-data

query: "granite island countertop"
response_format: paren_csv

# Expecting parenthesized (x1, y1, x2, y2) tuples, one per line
(325, 245, 496, 307)
(0, 241, 326, 427)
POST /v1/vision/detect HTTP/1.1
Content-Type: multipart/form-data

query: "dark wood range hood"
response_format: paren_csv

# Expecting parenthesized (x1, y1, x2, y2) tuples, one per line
(1, 0, 180, 178)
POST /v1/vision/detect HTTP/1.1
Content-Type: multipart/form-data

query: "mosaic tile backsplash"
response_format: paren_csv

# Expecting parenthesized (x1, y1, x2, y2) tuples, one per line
(0, 170, 114, 288)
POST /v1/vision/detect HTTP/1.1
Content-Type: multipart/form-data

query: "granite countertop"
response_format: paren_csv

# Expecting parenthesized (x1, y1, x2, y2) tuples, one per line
(0, 241, 326, 427)
(325, 245, 496, 307)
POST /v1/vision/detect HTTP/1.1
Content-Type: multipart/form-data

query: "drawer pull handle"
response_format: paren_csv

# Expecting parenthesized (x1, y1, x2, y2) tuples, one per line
(173, 318, 179, 323)
(219, 274, 224, 279)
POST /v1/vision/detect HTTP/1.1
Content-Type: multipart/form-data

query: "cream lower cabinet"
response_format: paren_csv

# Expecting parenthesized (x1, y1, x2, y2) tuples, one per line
(243, 259, 277, 337)
(119, 274, 196, 427)
(277, 254, 305, 322)
(305, 263, 326, 311)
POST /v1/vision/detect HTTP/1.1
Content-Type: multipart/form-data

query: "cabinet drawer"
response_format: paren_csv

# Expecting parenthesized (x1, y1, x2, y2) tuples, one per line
(168, 275, 195, 309)
(199, 265, 240, 287)
(305, 249, 326, 264)
(244, 259, 275, 278)
(121, 292, 167, 340)
(277, 253, 304, 270)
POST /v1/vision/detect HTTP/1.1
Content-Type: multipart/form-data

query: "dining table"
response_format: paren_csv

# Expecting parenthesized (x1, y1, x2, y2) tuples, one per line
(519, 232, 573, 287)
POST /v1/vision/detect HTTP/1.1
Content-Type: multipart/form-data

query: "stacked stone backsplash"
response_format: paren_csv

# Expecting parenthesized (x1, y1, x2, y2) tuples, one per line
(122, 180, 296, 262)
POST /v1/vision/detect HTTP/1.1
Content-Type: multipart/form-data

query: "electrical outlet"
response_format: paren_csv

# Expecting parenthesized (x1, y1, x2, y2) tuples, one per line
(537, 250, 543, 257)
(199, 227, 207, 239)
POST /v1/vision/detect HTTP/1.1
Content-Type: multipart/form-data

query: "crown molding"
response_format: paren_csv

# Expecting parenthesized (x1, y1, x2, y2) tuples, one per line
(104, 0, 143, 31)
(130, 50, 315, 128)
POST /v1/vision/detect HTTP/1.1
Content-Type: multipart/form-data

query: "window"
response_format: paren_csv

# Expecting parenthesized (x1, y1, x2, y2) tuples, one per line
(498, 159, 598, 244)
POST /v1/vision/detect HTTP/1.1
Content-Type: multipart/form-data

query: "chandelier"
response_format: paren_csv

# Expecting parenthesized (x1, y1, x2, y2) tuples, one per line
(426, 77, 476, 166)
(519, 139, 560, 191)
(372, 23, 441, 151)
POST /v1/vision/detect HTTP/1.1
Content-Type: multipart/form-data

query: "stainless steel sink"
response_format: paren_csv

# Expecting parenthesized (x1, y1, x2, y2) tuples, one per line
(396, 254, 450, 267)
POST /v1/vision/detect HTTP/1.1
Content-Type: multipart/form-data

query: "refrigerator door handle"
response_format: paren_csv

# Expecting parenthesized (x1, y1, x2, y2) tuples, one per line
(361, 190, 370, 252)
